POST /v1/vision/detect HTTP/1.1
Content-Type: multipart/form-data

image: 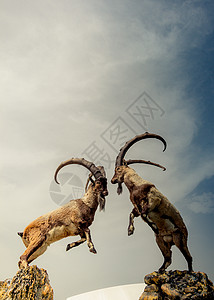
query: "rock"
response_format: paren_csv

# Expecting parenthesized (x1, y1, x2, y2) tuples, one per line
(140, 284, 160, 300)
(161, 283, 181, 299)
(0, 265, 54, 300)
(140, 270, 214, 300)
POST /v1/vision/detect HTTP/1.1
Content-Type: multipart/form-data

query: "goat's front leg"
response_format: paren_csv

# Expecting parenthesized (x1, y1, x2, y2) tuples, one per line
(66, 232, 87, 251)
(141, 201, 149, 214)
(141, 213, 159, 234)
(128, 208, 139, 236)
(84, 228, 97, 254)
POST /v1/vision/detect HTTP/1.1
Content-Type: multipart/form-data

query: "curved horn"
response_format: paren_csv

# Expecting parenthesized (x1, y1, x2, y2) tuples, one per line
(97, 166, 106, 177)
(54, 158, 105, 184)
(115, 132, 167, 167)
(125, 159, 166, 171)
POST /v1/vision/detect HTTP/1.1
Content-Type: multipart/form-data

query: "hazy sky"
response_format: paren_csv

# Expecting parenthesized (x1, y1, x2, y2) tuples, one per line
(0, 1, 214, 299)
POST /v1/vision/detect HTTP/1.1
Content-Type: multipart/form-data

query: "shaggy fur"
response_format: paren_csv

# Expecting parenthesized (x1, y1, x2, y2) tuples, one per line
(111, 165, 193, 272)
(18, 178, 108, 268)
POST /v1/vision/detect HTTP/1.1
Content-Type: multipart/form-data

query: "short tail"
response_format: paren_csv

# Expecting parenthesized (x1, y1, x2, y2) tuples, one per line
(17, 232, 23, 238)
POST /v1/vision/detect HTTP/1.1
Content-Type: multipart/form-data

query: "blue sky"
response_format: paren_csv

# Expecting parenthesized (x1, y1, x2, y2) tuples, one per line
(175, 12, 214, 276)
(0, 1, 214, 299)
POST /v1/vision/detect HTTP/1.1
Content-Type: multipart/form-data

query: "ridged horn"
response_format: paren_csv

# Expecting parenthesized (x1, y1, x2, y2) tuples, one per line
(125, 159, 166, 171)
(115, 132, 167, 167)
(54, 158, 105, 184)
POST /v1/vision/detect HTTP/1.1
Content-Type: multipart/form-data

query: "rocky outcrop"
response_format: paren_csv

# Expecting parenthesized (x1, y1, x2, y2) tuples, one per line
(0, 265, 53, 300)
(140, 270, 214, 300)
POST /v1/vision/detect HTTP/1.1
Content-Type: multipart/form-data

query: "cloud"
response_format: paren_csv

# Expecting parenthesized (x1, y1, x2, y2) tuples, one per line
(0, 1, 214, 299)
(188, 192, 214, 214)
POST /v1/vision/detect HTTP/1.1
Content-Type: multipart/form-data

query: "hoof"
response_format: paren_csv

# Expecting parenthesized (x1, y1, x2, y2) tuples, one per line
(188, 268, 194, 273)
(18, 259, 28, 269)
(90, 247, 97, 254)
(158, 268, 165, 274)
(128, 226, 134, 236)
(66, 244, 72, 251)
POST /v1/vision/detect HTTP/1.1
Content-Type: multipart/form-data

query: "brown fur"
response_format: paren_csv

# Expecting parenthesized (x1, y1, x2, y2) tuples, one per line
(111, 165, 193, 272)
(18, 179, 108, 268)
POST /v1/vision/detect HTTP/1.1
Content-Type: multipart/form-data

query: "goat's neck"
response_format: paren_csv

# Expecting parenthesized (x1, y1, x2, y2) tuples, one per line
(81, 185, 99, 209)
(123, 168, 150, 193)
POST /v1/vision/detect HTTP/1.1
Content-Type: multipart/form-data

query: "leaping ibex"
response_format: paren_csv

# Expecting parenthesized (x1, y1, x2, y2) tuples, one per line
(111, 132, 193, 272)
(18, 158, 108, 268)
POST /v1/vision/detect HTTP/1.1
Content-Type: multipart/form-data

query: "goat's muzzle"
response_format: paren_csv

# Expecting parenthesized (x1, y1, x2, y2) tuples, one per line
(100, 189, 108, 202)
(100, 191, 108, 198)
(111, 178, 118, 184)
(102, 190, 108, 197)
(111, 178, 123, 195)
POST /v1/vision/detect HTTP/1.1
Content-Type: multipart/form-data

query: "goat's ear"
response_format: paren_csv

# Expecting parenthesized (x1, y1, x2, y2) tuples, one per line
(117, 183, 123, 195)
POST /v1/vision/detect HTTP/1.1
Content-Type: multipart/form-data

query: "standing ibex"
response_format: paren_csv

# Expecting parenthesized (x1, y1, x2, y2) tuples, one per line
(111, 133, 193, 272)
(18, 158, 108, 268)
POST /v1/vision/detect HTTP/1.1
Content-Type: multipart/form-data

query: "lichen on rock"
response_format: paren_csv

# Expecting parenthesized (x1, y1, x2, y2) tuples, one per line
(140, 270, 214, 300)
(0, 265, 53, 300)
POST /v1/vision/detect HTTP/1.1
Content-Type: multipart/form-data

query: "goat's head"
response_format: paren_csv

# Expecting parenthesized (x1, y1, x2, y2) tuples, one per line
(111, 165, 129, 185)
(54, 158, 108, 210)
(111, 132, 167, 195)
(93, 166, 108, 210)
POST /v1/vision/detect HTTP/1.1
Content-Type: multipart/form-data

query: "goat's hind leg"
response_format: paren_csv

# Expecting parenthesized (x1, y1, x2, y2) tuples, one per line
(66, 233, 86, 251)
(19, 236, 46, 268)
(173, 231, 193, 272)
(156, 235, 172, 273)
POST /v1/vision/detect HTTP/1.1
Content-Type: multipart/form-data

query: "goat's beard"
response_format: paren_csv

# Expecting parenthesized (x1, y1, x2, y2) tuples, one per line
(117, 182, 123, 195)
(98, 194, 106, 211)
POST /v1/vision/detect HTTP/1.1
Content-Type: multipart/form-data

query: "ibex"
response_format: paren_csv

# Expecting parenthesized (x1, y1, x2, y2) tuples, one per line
(18, 158, 108, 268)
(111, 132, 193, 272)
